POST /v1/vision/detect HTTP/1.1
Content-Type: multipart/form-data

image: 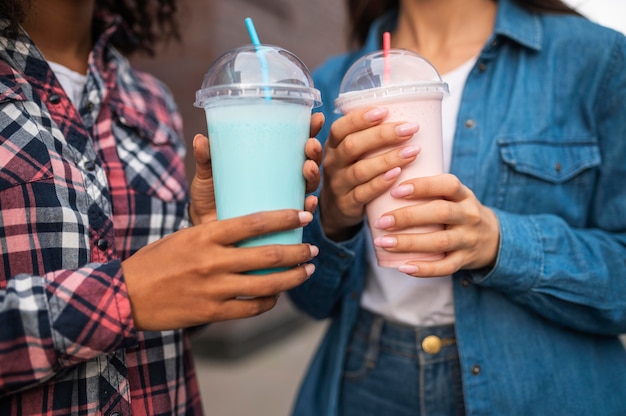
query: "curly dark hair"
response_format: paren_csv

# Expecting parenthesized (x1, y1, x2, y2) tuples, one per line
(346, 0, 582, 47)
(0, 0, 180, 56)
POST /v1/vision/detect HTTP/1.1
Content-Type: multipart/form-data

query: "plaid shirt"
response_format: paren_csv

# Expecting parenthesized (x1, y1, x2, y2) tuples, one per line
(0, 15, 202, 415)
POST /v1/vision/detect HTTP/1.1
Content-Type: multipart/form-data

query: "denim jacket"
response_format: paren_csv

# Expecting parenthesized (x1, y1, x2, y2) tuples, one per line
(289, 0, 626, 414)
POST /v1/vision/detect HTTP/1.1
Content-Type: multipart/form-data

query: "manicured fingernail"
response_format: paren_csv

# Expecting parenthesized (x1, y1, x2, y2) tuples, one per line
(391, 184, 413, 197)
(363, 108, 388, 121)
(383, 167, 401, 181)
(304, 263, 316, 276)
(398, 265, 419, 274)
(309, 245, 319, 258)
(298, 211, 313, 224)
(399, 145, 420, 158)
(395, 122, 419, 136)
(374, 215, 394, 229)
(374, 236, 397, 248)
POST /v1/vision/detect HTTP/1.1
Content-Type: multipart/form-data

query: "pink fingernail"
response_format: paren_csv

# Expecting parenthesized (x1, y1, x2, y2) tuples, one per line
(391, 184, 413, 197)
(374, 215, 394, 229)
(363, 108, 388, 121)
(395, 122, 420, 136)
(399, 145, 420, 158)
(298, 211, 313, 224)
(304, 263, 316, 276)
(374, 236, 397, 248)
(398, 265, 419, 274)
(384, 167, 401, 181)
(309, 245, 319, 257)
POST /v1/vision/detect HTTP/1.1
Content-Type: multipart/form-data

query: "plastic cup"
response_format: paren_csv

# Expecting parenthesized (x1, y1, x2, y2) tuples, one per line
(194, 44, 321, 251)
(335, 49, 449, 268)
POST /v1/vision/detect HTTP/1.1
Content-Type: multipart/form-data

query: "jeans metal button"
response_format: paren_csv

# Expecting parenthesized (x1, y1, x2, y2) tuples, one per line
(422, 335, 443, 354)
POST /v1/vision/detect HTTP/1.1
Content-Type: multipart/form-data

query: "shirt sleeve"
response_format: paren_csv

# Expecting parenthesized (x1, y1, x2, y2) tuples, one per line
(0, 261, 137, 396)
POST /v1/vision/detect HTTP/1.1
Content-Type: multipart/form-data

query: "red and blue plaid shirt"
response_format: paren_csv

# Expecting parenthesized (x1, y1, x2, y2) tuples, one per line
(0, 15, 202, 415)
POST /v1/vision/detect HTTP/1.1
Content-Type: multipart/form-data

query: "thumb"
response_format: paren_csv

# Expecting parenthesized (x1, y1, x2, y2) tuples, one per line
(193, 134, 212, 180)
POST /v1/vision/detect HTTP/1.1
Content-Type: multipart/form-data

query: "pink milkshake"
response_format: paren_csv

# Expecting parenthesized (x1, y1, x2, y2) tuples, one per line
(335, 48, 448, 268)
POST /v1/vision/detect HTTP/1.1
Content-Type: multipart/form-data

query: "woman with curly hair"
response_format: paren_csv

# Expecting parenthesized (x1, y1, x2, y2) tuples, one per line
(0, 0, 323, 414)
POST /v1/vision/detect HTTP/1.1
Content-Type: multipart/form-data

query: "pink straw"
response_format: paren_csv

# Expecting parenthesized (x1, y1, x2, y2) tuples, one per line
(383, 32, 391, 85)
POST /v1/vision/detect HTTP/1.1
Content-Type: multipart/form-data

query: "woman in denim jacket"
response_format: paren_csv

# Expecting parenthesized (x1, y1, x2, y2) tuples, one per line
(289, 0, 626, 414)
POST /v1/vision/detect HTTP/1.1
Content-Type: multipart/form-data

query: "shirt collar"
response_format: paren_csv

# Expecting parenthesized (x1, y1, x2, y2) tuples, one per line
(364, 0, 543, 54)
(493, 0, 543, 51)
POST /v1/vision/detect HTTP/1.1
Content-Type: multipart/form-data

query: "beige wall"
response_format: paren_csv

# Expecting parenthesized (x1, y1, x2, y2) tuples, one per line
(132, 0, 348, 181)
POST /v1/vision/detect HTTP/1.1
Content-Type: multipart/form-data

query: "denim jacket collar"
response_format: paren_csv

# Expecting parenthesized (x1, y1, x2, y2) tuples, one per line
(364, 0, 543, 54)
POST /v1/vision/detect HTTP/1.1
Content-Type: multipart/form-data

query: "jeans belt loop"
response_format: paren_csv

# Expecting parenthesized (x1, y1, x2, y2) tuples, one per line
(364, 316, 384, 368)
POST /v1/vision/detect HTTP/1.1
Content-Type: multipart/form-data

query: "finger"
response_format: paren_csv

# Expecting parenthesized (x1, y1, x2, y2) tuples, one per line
(209, 210, 314, 245)
(375, 199, 457, 231)
(304, 195, 318, 214)
(347, 141, 420, 189)
(218, 243, 318, 275)
(309, 112, 325, 138)
(334, 122, 419, 166)
(373, 228, 448, 255)
(391, 174, 471, 202)
(192, 134, 212, 179)
(348, 165, 402, 207)
(210, 296, 280, 321)
(304, 159, 320, 194)
(327, 107, 388, 149)
(231, 263, 316, 297)
(398, 252, 465, 278)
(305, 137, 323, 166)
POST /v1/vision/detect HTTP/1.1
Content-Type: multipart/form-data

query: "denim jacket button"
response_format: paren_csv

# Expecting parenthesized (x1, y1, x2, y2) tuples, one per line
(461, 278, 471, 287)
(464, 119, 476, 129)
(471, 365, 481, 375)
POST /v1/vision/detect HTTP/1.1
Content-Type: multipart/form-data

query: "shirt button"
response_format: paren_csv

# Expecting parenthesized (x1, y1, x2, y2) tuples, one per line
(97, 239, 109, 250)
(86, 101, 95, 111)
(48, 93, 61, 104)
(464, 119, 476, 129)
(84, 160, 96, 171)
(471, 365, 481, 375)
(109, 412, 121, 416)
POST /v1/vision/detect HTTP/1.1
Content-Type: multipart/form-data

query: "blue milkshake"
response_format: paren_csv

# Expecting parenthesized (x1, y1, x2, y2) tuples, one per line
(194, 44, 321, 271)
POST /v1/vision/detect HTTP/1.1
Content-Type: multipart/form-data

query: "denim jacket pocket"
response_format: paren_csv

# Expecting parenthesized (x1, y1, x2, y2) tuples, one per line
(496, 139, 601, 224)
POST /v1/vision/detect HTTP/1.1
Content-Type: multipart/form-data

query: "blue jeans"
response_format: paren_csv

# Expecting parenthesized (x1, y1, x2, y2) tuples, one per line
(339, 308, 465, 416)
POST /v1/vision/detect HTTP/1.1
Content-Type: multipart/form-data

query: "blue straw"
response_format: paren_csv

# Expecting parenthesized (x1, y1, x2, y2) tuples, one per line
(245, 17, 261, 46)
(244, 17, 271, 100)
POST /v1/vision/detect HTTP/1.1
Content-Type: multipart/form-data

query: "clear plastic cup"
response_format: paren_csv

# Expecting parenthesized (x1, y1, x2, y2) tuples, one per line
(335, 49, 449, 268)
(194, 44, 321, 251)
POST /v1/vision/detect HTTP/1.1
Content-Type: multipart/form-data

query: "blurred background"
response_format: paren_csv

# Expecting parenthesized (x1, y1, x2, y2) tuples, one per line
(130, 1, 626, 415)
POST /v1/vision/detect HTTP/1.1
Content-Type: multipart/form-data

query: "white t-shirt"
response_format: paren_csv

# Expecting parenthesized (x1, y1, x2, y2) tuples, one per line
(48, 61, 87, 106)
(360, 57, 477, 326)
